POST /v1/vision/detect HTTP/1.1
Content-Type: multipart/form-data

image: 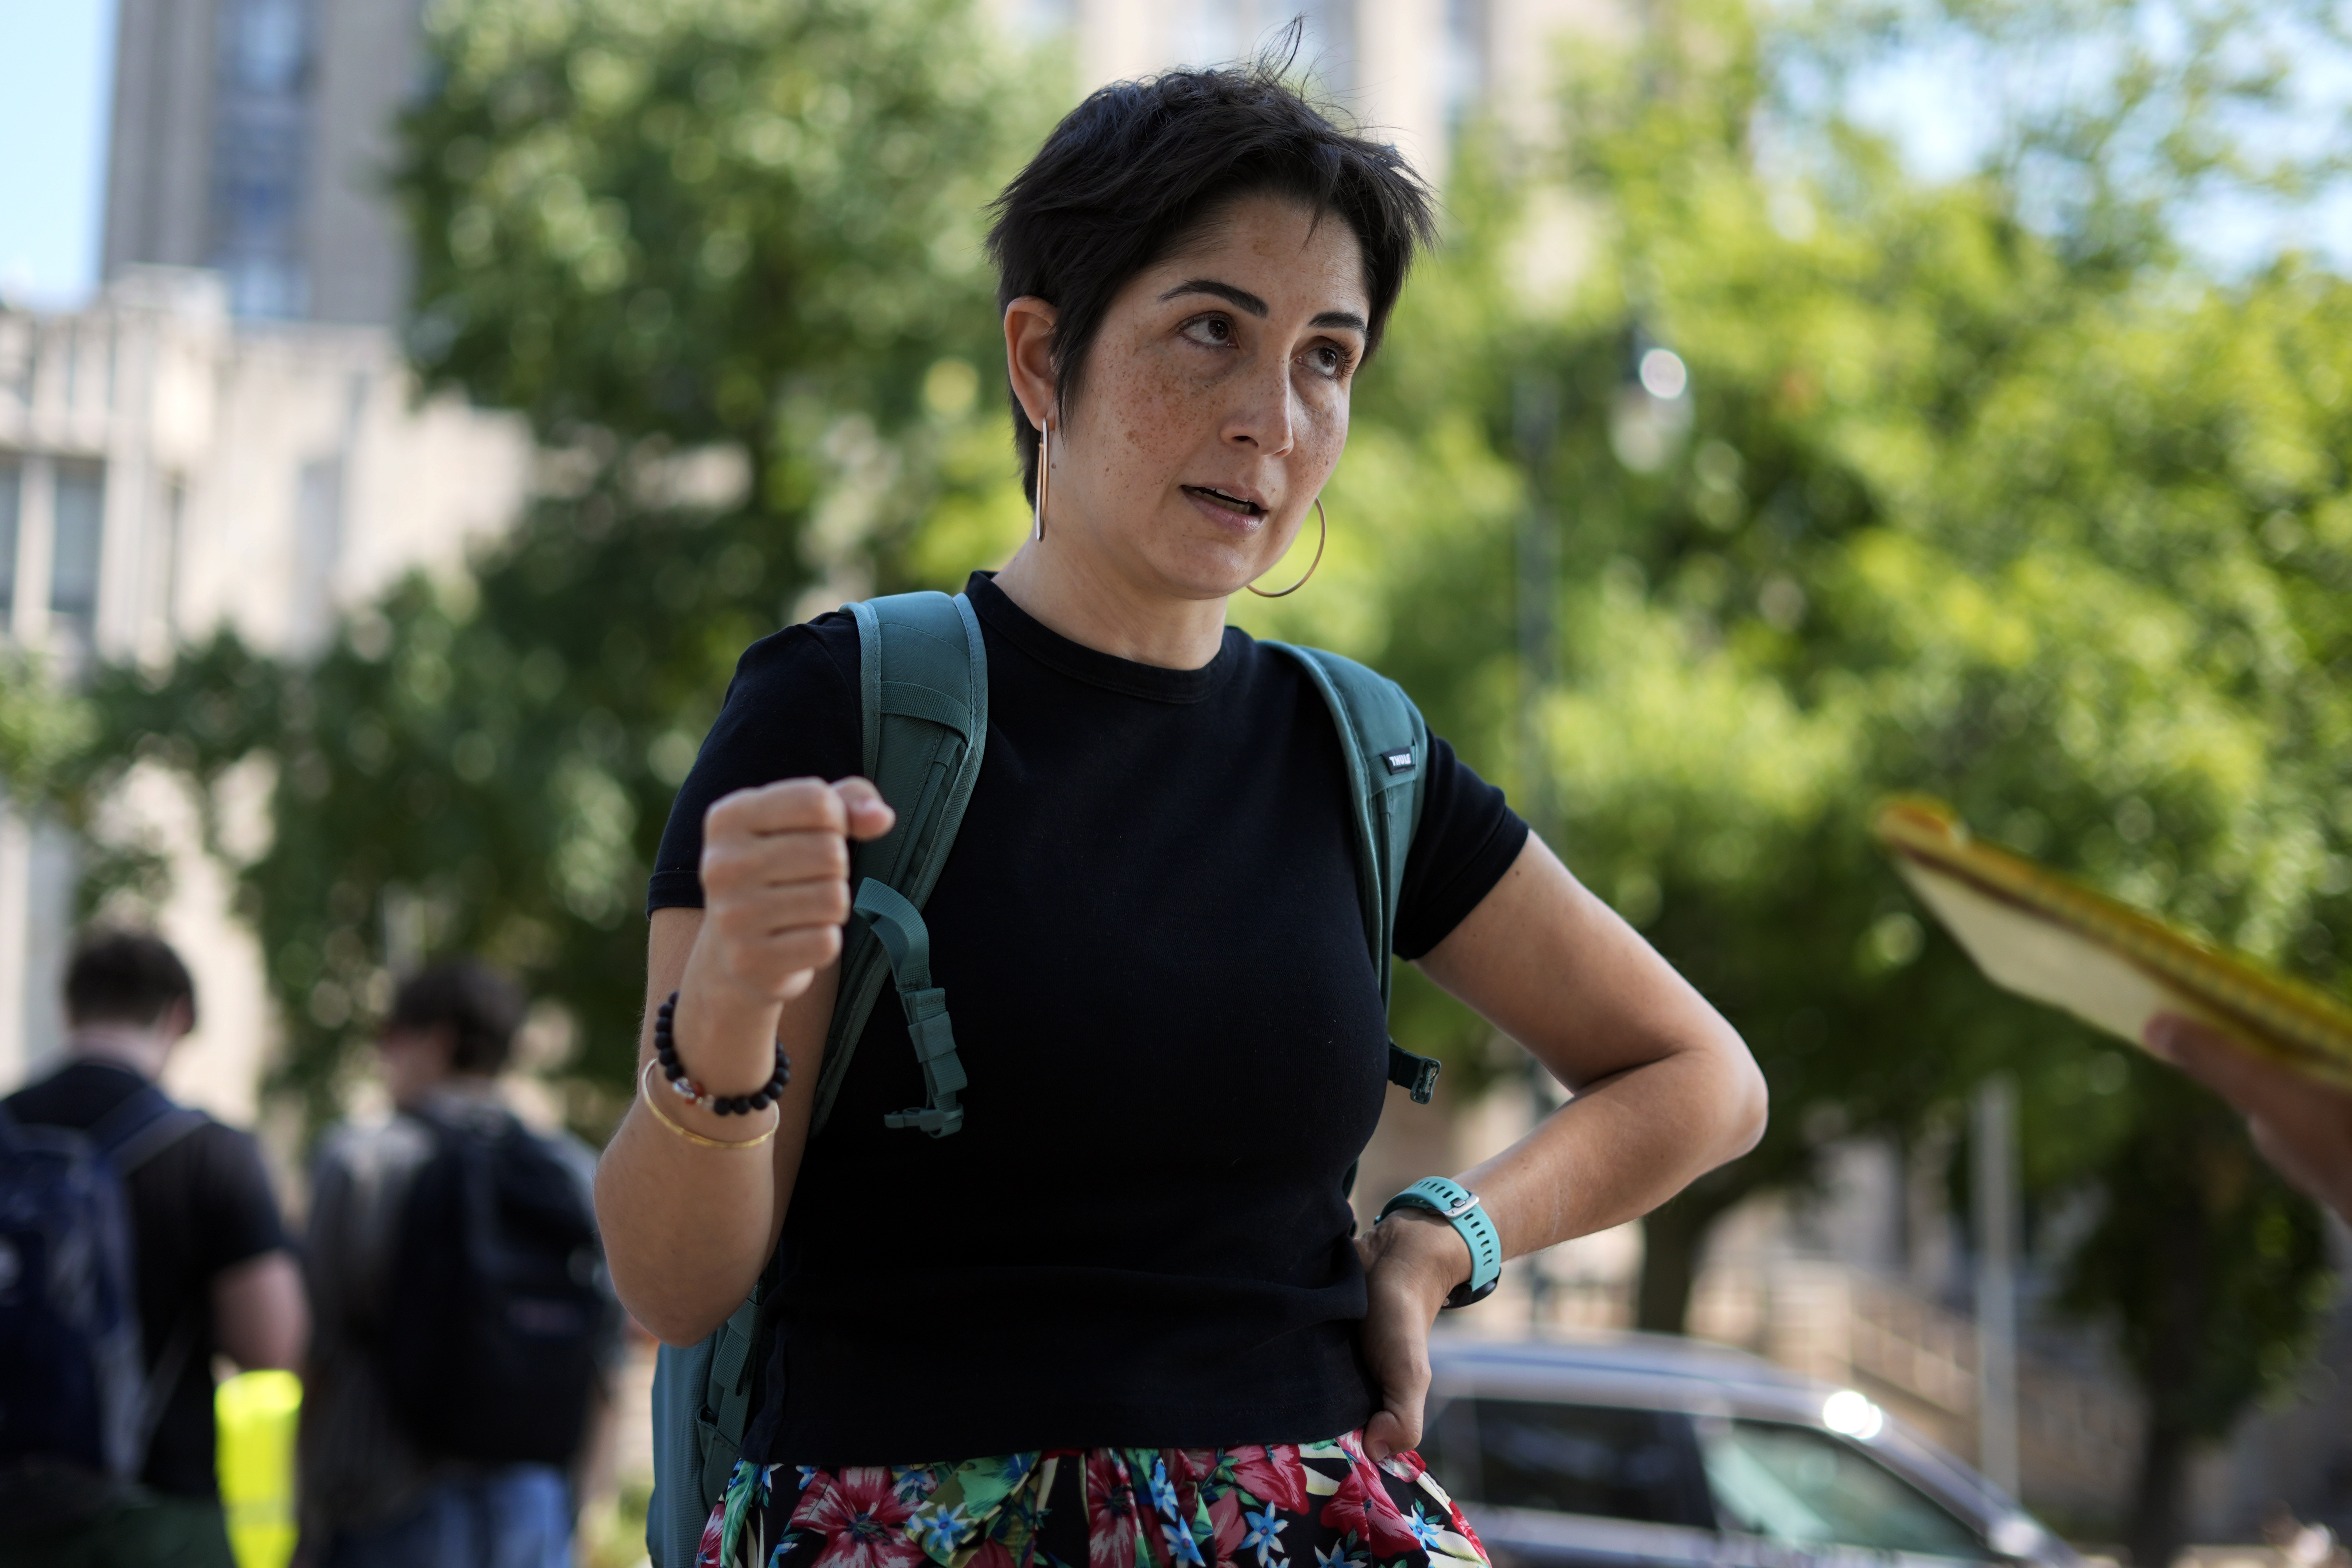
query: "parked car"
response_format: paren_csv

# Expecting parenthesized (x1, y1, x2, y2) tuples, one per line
(1419, 1333, 2079, 1568)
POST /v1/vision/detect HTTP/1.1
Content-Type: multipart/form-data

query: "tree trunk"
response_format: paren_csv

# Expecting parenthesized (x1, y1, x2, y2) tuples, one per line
(1635, 1173, 1751, 1334)
(2125, 1417, 2191, 1568)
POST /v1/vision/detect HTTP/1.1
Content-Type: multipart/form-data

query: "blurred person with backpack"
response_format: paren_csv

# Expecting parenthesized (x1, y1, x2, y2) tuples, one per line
(297, 960, 619, 1568)
(603, 55, 1770, 1568)
(0, 930, 307, 1566)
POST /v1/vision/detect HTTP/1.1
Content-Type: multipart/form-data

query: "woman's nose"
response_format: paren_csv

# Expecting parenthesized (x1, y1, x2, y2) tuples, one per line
(1222, 359, 1298, 456)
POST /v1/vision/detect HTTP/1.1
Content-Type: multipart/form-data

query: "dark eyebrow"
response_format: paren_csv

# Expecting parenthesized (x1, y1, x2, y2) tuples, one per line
(1160, 279, 1369, 337)
(1160, 279, 1268, 316)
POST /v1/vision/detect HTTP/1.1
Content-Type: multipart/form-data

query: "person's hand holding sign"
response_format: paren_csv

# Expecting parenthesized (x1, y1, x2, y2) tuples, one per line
(2145, 1013, 2352, 1226)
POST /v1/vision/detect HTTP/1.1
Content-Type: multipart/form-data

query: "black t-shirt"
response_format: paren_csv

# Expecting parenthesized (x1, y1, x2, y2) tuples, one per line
(650, 573, 1528, 1463)
(5, 1058, 291, 1498)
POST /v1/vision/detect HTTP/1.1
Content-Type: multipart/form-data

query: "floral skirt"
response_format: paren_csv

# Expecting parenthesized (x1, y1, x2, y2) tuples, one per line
(695, 1434, 1490, 1568)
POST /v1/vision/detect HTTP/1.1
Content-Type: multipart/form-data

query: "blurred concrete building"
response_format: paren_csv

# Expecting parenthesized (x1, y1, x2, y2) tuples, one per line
(0, 0, 539, 1116)
(0, 269, 531, 1118)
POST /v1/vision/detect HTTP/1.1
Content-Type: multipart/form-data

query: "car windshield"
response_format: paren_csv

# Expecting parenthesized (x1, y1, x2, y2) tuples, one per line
(1700, 1420, 1988, 1560)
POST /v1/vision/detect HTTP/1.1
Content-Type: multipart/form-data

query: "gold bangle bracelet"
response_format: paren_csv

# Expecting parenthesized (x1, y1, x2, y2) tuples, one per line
(638, 1060, 779, 1150)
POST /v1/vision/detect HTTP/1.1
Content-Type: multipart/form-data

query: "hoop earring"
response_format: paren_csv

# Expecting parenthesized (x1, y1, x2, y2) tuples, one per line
(1246, 497, 1327, 598)
(1032, 420, 1051, 543)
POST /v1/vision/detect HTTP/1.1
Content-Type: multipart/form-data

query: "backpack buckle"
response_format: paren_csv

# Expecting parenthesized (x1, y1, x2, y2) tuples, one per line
(883, 1104, 964, 1137)
(1386, 1041, 1441, 1105)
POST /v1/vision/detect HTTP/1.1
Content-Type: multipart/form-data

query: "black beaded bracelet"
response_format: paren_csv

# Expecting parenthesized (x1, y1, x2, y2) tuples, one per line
(653, 991, 790, 1114)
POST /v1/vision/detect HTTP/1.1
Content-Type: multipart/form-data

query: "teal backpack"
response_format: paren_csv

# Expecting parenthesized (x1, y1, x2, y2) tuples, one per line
(647, 590, 1443, 1564)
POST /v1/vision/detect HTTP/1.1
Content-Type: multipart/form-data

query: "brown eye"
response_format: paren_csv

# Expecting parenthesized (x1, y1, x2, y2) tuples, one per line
(1182, 315, 1235, 348)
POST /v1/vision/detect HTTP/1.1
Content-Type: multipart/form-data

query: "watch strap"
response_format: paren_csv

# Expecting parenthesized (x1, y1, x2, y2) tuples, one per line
(1379, 1176, 1503, 1308)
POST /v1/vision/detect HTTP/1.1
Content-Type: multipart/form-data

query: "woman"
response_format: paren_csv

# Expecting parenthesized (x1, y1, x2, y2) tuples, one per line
(596, 62, 1767, 1568)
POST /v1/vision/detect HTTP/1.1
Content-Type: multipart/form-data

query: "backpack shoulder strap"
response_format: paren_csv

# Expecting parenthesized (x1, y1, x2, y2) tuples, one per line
(809, 589, 988, 1138)
(1265, 643, 1440, 1104)
(87, 1083, 205, 1176)
(78, 1083, 206, 1475)
(649, 591, 990, 1564)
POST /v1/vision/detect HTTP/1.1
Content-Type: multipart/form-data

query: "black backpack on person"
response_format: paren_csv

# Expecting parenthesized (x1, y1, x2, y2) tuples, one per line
(0, 1085, 202, 1485)
(376, 1102, 615, 1465)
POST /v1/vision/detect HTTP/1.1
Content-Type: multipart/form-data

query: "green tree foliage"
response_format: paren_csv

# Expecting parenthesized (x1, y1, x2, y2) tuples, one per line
(76, 512, 789, 1118)
(0, 651, 93, 803)
(400, 0, 1026, 458)
(61, 0, 1043, 1125)
(1190, 0, 2350, 1541)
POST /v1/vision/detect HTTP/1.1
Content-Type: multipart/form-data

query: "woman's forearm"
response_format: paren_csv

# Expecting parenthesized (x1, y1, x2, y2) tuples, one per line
(594, 909, 825, 1345)
(1411, 834, 1769, 1272)
(1465, 1035, 1764, 1260)
(596, 781, 893, 1345)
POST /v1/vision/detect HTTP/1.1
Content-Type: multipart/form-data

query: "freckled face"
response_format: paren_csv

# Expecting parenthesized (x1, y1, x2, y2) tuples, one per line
(1051, 193, 1371, 599)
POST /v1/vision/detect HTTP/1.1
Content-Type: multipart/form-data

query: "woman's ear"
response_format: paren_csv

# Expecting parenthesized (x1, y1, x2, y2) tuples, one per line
(1003, 296, 1059, 431)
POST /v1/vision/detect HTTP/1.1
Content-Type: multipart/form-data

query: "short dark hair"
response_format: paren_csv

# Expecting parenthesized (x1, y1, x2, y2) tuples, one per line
(388, 961, 526, 1076)
(986, 52, 1437, 501)
(64, 930, 198, 1030)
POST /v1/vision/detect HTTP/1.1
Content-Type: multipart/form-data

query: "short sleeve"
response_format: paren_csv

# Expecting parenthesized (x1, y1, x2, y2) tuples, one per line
(190, 1122, 292, 1276)
(647, 614, 865, 914)
(1391, 732, 1530, 960)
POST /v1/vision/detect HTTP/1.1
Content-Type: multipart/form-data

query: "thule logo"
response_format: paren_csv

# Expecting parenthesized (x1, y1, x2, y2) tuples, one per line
(1382, 749, 1415, 774)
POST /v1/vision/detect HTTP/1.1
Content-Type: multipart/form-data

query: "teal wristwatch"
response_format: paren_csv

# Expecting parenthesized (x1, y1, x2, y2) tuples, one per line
(1380, 1176, 1502, 1308)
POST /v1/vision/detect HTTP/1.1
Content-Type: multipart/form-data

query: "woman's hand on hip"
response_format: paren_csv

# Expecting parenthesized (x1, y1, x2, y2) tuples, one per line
(682, 777, 894, 1069)
(1355, 1210, 1472, 1463)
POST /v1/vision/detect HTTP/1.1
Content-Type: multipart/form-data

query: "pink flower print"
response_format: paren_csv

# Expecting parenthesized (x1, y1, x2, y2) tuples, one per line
(696, 1502, 728, 1567)
(1227, 1446, 1309, 1515)
(799, 1467, 928, 1568)
(1377, 1450, 1426, 1486)
(1317, 1464, 1422, 1559)
(1087, 1452, 1148, 1568)
(1207, 1491, 1250, 1568)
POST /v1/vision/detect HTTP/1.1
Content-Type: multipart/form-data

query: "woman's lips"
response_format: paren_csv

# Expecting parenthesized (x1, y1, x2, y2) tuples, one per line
(1182, 485, 1267, 528)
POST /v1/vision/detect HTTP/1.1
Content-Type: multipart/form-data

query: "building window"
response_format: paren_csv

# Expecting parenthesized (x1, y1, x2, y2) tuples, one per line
(228, 0, 307, 90)
(210, 0, 314, 318)
(50, 461, 105, 657)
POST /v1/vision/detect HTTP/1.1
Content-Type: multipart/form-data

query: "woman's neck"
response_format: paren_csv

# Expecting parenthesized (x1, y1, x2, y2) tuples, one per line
(991, 539, 1230, 670)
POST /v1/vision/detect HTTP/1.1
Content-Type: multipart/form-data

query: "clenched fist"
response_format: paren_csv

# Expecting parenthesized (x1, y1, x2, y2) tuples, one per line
(696, 776, 897, 1009)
